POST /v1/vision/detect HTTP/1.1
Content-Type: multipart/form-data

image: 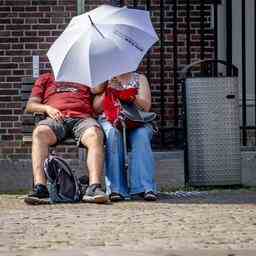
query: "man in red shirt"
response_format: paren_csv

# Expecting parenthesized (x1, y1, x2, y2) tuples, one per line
(24, 73, 108, 204)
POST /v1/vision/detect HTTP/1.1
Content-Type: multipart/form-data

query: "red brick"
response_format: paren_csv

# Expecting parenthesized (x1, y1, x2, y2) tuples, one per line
(11, 57, 24, 62)
(5, 24, 31, 30)
(0, 96, 12, 102)
(25, 18, 38, 24)
(20, 37, 41, 43)
(6, 77, 21, 82)
(0, 147, 14, 154)
(0, 109, 12, 115)
(0, 37, 19, 44)
(5, 0, 28, 6)
(19, 12, 43, 17)
(1, 135, 14, 140)
(0, 89, 18, 95)
(32, 24, 57, 30)
(25, 31, 38, 36)
(0, 63, 18, 69)
(38, 6, 50, 12)
(12, 44, 25, 50)
(0, 6, 11, 12)
(0, 19, 11, 24)
(8, 128, 22, 134)
(14, 147, 29, 154)
(6, 50, 31, 56)
(31, 0, 57, 5)
(11, 31, 24, 36)
(0, 44, 11, 50)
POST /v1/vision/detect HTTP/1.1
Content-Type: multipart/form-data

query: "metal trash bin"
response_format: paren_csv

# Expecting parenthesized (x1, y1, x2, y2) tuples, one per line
(181, 60, 241, 186)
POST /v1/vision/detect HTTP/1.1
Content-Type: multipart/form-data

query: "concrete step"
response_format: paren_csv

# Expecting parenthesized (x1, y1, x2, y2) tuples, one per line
(1, 149, 256, 192)
(0, 151, 184, 192)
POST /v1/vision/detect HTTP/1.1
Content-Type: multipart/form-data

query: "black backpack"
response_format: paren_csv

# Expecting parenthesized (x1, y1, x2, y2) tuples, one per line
(44, 154, 86, 203)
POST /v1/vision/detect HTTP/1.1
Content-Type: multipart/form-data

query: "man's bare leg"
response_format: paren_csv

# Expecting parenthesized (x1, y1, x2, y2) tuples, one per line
(80, 126, 104, 184)
(24, 125, 57, 204)
(32, 125, 57, 185)
(81, 126, 108, 203)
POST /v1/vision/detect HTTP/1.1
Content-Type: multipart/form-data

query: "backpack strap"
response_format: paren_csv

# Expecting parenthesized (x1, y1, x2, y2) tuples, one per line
(52, 156, 81, 198)
(53, 156, 73, 177)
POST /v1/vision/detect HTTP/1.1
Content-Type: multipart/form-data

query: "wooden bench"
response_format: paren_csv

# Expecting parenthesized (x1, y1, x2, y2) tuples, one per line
(21, 78, 36, 142)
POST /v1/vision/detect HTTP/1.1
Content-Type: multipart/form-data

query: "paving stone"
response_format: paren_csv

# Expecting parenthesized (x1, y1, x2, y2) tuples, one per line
(1, 191, 256, 255)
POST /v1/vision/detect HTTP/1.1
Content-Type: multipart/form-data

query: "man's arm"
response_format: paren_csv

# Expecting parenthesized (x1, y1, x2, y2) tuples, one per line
(90, 82, 107, 95)
(26, 97, 48, 114)
(26, 97, 64, 121)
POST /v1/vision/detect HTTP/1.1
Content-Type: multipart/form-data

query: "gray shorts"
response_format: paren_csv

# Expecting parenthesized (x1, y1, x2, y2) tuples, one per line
(38, 117, 100, 146)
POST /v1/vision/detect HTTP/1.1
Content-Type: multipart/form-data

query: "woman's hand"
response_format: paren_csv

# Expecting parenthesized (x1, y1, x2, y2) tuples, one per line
(108, 77, 123, 90)
(46, 105, 64, 121)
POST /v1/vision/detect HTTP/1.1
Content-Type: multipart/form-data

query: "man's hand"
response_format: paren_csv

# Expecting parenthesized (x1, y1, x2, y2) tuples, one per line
(46, 105, 64, 121)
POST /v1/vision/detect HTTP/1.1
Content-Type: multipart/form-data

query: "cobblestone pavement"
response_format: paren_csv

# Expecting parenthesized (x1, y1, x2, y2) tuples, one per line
(1, 191, 256, 256)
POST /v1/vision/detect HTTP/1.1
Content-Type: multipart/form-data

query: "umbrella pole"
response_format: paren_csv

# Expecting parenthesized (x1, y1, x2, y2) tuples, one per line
(120, 120, 129, 187)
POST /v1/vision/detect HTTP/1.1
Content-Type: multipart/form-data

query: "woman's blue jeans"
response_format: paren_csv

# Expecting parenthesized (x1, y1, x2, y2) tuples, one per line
(98, 117, 156, 197)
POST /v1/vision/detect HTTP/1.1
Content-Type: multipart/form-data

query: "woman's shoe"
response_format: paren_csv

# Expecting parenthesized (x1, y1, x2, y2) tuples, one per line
(110, 192, 125, 202)
(144, 191, 157, 201)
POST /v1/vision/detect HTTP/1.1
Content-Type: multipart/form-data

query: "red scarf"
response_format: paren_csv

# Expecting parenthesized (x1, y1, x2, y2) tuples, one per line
(103, 87, 138, 126)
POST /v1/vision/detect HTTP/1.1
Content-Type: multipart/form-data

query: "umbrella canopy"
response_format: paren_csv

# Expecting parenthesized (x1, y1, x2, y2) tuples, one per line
(47, 4, 159, 87)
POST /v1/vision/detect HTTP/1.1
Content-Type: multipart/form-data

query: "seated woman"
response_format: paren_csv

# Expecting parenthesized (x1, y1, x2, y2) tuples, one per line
(93, 72, 157, 201)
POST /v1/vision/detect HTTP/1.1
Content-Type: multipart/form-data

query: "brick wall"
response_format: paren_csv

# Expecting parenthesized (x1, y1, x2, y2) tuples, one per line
(0, 0, 76, 159)
(0, 0, 214, 160)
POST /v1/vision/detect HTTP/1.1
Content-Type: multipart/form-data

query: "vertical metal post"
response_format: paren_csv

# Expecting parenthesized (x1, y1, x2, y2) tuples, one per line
(241, 0, 247, 146)
(200, 0, 205, 62)
(111, 0, 124, 7)
(146, 0, 151, 84)
(77, 0, 85, 15)
(173, 0, 178, 128)
(255, 0, 256, 144)
(184, 0, 190, 186)
(186, 0, 191, 66)
(213, 0, 218, 76)
(182, 77, 189, 186)
(160, 0, 165, 146)
(226, 0, 232, 76)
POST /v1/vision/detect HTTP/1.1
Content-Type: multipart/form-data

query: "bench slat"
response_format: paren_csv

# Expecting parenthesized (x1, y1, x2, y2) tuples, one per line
(22, 77, 35, 84)
(22, 135, 77, 145)
(23, 135, 33, 142)
(22, 126, 34, 133)
(21, 92, 31, 101)
(22, 114, 35, 125)
(21, 83, 34, 92)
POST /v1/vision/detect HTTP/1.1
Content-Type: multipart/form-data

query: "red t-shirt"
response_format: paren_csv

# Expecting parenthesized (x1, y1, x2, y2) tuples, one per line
(31, 73, 94, 118)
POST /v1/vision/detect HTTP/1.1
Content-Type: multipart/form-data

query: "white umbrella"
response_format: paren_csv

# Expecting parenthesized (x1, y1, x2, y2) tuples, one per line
(47, 4, 159, 87)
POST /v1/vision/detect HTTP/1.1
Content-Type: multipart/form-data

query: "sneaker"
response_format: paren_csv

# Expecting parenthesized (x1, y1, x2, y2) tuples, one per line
(24, 184, 50, 205)
(144, 191, 157, 201)
(110, 192, 125, 202)
(82, 184, 109, 204)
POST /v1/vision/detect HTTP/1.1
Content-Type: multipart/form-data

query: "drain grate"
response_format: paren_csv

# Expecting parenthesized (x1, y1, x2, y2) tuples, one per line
(159, 191, 208, 200)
